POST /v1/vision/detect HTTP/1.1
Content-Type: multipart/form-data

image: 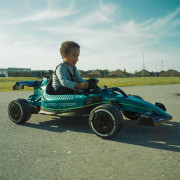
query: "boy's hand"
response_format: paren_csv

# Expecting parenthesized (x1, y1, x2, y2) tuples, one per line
(75, 82, 89, 89)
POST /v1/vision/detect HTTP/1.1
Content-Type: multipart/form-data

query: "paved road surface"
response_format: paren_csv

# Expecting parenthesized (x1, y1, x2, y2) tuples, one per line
(0, 84, 180, 180)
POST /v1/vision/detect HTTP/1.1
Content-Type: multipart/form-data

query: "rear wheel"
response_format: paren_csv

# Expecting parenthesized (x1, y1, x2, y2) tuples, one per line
(122, 95, 143, 120)
(8, 98, 31, 124)
(89, 104, 123, 139)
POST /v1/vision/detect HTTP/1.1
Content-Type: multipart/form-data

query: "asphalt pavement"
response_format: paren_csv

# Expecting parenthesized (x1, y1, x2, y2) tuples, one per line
(0, 84, 180, 180)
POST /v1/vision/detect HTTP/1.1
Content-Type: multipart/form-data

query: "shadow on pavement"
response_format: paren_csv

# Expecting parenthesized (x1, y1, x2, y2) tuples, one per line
(114, 120, 180, 152)
(23, 116, 180, 152)
(23, 116, 91, 134)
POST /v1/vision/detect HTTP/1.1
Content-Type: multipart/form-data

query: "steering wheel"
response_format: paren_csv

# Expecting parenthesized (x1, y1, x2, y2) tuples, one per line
(86, 77, 101, 93)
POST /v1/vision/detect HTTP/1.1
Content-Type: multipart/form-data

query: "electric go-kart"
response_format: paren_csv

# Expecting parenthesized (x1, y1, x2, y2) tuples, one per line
(8, 77, 172, 139)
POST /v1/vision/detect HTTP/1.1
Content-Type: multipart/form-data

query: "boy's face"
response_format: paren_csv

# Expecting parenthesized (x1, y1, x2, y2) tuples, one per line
(63, 47, 80, 66)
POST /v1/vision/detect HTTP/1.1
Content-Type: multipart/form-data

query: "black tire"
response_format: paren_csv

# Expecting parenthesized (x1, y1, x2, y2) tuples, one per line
(8, 98, 31, 124)
(89, 104, 123, 139)
(122, 95, 143, 120)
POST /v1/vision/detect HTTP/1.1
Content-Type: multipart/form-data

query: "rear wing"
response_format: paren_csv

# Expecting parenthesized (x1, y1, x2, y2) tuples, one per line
(13, 80, 42, 90)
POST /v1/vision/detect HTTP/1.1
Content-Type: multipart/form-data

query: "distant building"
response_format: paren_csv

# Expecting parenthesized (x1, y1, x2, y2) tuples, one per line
(108, 69, 129, 77)
(87, 70, 102, 77)
(0, 67, 53, 78)
(78, 70, 86, 77)
(135, 69, 150, 77)
(0, 66, 180, 78)
(8, 71, 32, 77)
(8, 70, 53, 78)
(87, 70, 108, 78)
(31, 70, 53, 78)
(0, 68, 8, 77)
(0, 67, 31, 77)
(8, 67, 31, 72)
(160, 69, 180, 77)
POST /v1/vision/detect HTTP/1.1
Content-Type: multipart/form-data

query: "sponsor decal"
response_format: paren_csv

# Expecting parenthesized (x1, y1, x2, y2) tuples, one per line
(84, 96, 101, 105)
(44, 102, 76, 108)
(141, 114, 150, 119)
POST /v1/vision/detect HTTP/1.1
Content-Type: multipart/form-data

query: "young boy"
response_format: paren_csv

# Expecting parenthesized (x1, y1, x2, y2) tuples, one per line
(52, 41, 89, 94)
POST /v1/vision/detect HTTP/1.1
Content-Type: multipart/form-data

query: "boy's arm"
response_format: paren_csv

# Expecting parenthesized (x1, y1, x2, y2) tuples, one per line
(74, 82, 89, 89)
(74, 66, 86, 83)
(74, 66, 89, 89)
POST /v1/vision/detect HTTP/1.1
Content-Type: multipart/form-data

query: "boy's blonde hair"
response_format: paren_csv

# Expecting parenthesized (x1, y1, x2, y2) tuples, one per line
(60, 41, 80, 56)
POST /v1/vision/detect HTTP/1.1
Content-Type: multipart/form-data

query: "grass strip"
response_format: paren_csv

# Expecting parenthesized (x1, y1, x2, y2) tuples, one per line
(0, 77, 180, 92)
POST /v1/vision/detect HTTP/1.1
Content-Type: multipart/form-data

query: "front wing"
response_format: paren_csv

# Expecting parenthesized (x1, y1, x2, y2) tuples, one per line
(139, 112, 172, 126)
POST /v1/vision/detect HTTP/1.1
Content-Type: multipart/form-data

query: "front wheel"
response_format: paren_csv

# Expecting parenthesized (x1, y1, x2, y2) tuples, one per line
(89, 104, 123, 139)
(8, 98, 31, 124)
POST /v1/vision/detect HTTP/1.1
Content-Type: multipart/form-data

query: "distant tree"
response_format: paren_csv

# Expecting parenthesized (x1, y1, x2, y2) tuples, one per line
(134, 70, 138, 75)
(101, 69, 109, 77)
(104, 69, 109, 73)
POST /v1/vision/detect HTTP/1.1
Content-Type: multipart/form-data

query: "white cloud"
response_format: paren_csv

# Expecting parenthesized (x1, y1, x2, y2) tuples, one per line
(22, 4, 179, 71)
(151, 7, 180, 28)
(75, 1, 117, 27)
(0, 42, 58, 70)
(140, 7, 180, 39)
(0, 3, 75, 24)
(0, 1, 179, 72)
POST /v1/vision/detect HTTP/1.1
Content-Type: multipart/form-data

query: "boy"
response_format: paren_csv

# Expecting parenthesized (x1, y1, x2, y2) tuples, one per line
(52, 41, 89, 94)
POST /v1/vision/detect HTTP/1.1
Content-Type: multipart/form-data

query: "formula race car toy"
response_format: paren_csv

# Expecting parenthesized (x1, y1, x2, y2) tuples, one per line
(8, 77, 172, 139)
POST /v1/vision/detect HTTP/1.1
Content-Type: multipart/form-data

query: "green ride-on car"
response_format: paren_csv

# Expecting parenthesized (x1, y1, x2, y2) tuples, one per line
(8, 77, 172, 139)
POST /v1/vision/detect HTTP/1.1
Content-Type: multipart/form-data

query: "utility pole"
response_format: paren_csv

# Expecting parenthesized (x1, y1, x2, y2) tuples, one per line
(155, 60, 157, 77)
(142, 53, 145, 77)
(161, 60, 163, 72)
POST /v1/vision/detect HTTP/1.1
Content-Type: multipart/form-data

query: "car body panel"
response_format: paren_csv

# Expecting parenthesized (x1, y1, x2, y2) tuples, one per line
(13, 78, 173, 126)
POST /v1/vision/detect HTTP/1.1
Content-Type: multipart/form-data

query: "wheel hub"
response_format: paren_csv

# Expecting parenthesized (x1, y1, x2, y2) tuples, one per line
(10, 104, 21, 120)
(93, 112, 114, 134)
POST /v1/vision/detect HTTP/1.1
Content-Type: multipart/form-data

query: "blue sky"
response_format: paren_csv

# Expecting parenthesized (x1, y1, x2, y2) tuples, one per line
(0, 0, 179, 72)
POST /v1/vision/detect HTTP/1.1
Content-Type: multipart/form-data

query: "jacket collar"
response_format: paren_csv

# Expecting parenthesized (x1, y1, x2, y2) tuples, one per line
(62, 62, 74, 70)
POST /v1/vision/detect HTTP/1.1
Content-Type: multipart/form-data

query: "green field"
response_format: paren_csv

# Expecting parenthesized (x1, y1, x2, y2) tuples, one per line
(0, 77, 42, 92)
(0, 77, 180, 92)
(98, 77, 180, 87)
